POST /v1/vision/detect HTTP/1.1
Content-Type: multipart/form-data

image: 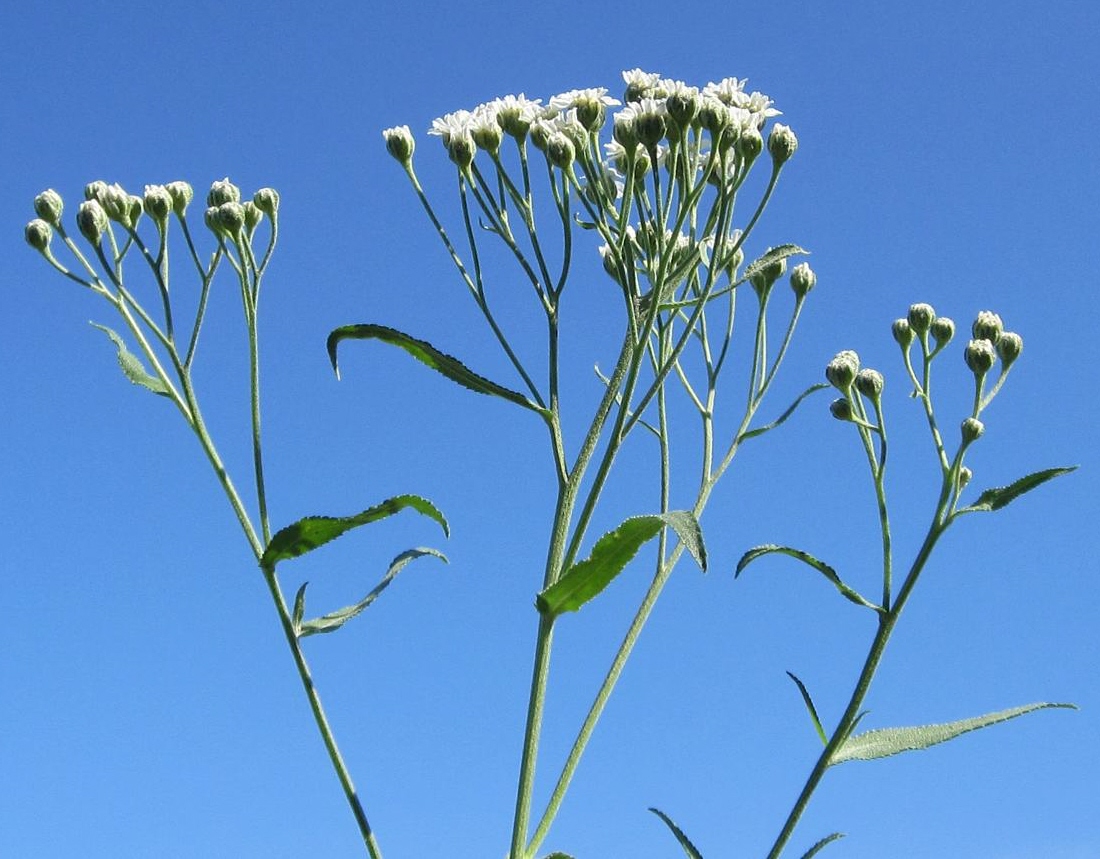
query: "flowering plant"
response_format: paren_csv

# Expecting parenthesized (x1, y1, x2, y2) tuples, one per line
(24, 69, 1074, 858)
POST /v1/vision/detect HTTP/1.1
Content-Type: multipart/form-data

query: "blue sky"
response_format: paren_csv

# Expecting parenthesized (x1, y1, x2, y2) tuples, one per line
(3, 2, 1098, 857)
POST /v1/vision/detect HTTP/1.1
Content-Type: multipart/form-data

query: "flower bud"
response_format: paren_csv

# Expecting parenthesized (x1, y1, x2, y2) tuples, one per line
(143, 185, 173, 230)
(961, 417, 985, 444)
(207, 177, 241, 207)
(546, 131, 576, 169)
(665, 87, 699, 128)
(471, 121, 502, 155)
(382, 125, 416, 166)
(574, 96, 607, 134)
(750, 257, 785, 298)
(829, 398, 854, 421)
(34, 189, 64, 226)
(907, 303, 936, 336)
(891, 318, 913, 349)
(25, 218, 53, 254)
(599, 244, 621, 282)
(964, 338, 997, 376)
(447, 133, 476, 171)
(825, 350, 861, 392)
(698, 100, 731, 138)
(634, 103, 666, 148)
(253, 187, 280, 218)
(972, 310, 1004, 344)
(215, 201, 246, 238)
(958, 466, 973, 489)
(613, 113, 637, 149)
(789, 262, 816, 299)
(204, 206, 220, 235)
(996, 331, 1023, 367)
(165, 181, 194, 216)
(855, 368, 885, 401)
(930, 316, 955, 348)
(84, 180, 108, 204)
(767, 123, 798, 166)
(128, 195, 144, 229)
(737, 127, 763, 162)
(243, 201, 263, 234)
(100, 183, 134, 228)
(77, 199, 109, 246)
(529, 120, 552, 152)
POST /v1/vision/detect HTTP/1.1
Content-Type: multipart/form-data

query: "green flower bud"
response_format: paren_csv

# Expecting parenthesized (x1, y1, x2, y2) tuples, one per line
(750, 257, 785, 298)
(634, 101, 666, 148)
(826, 350, 861, 392)
(930, 316, 955, 348)
(529, 120, 552, 152)
(829, 398, 854, 421)
(665, 86, 700, 128)
(964, 338, 997, 375)
(253, 187, 280, 218)
(100, 183, 134, 228)
(574, 96, 607, 134)
(767, 123, 798, 166)
(25, 218, 53, 254)
(599, 245, 621, 283)
(855, 368, 885, 401)
(128, 195, 144, 229)
(34, 189, 64, 226)
(737, 127, 763, 161)
(165, 181, 194, 216)
(789, 262, 816, 299)
(215, 201, 246, 238)
(546, 131, 575, 169)
(143, 185, 172, 229)
(613, 113, 637, 149)
(243, 201, 263, 234)
(958, 466, 973, 489)
(698, 100, 731, 139)
(471, 121, 502, 155)
(996, 331, 1023, 367)
(204, 205, 220, 235)
(77, 200, 109, 246)
(891, 318, 913, 348)
(961, 417, 985, 444)
(84, 180, 108, 203)
(382, 125, 415, 166)
(972, 310, 1004, 344)
(207, 177, 241, 207)
(907, 303, 936, 336)
(447, 133, 476, 171)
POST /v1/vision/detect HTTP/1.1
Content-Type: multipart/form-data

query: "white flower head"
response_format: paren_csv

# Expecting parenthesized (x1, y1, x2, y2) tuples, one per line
(703, 77, 749, 106)
(428, 109, 475, 145)
(489, 94, 543, 138)
(622, 68, 663, 102)
(548, 87, 620, 112)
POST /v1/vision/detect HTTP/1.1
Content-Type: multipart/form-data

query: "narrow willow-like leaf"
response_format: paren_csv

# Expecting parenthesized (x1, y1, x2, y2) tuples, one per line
(536, 511, 706, 617)
(735, 545, 881, 611)
(327, 323, 547, 416)
(298, 547, 447, 637)
(90, 322, 170, 396)
(787, 671, 828, 746)
(798, 832, 845, 859)
(649, 808, 705, 859)
(738, 384, 828, 442)
(292, 582, 308, 630)
(739, 244, 811, 284)
(962, 466, 1077, 513)
(261, 495, 449, 570)
(831, 702, 1077, 765)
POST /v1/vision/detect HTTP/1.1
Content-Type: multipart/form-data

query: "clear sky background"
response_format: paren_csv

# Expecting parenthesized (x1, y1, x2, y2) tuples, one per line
(3, 2, 1098, 857)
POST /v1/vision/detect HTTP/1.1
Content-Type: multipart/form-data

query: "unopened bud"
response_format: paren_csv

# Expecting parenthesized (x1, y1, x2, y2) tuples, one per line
(930, 316, 955, 348)
(382, 125, 416, 166)
(25, 218, 53, 253)
(77, 200, 109, 245)
(143, 185, 172, 229)
(634, 106, 666, 148)
(253, 187, 280, 218)
(33, 189, 64, 226)
(972, 310, 1004, 344)
(855, 368, 885, 400)
(958, 466, 973, 489)
(961, 417, 985, 444)
(665, 87, 699, 128)
(215, 201, 246, 238)
(128, 195, 143, 229)
(767, 123, 798, 166)
(907, 303, 936, 336)
(165, 181, 193, 216)
(547, 131, 576, 169)
(243, 201, 263, 234)
(750, 257, 786, 297)
(100, 183, 134, 228)
(737, 127, 763, 162)
(829, 398, 854, 421)
(599, 245, 621, 282)
(892, 318, 913, 348)
(447, 133, 476, 171)
(964, 338, 996, 375)
(789, 262, 816, 299)
(207, 177, 241, 207)
(826, 350, 861, 392)
(996, 331, 1023, 367)
(613, 113, 637, 149)
(84, 180, 108, 204)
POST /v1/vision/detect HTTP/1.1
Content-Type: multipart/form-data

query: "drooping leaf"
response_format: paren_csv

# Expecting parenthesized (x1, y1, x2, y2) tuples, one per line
(536, 512, 706, 618)
(297, 547, 447, 637)
(90, 322, 170, 396)
(787, 671, 828, 746)
(738, 384, 828, 442)
(649, 808, 705, 859)
(738, 244, 811, 285)
(830, 702, 1077, 765)
(326, 324, 547, 417)
(962, 466, 1077, 514)
(735, 545, 881, 612)
(798, 832, 845, 859)
(261, 494, 448, 570)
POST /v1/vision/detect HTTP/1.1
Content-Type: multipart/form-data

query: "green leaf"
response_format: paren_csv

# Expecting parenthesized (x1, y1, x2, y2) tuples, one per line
(739, 244, 811, 285)
(962, 466, 1077, 514)
(787, 671, 828, 746)
(292, 582, 307, 629)
(649, 808, 705, 859)
(798, 833, 845, 859)
(540, 854, 577, 859)
(90, 322, 170, 396)
(297, 547, 447, 637)
(735, 545, 881, 612)
(261, 494, 449, 570)
(738, 383, 828, 442)
(536, 511, 706, 618)
(830, 702, 1077, 765)
(327, 324, 547, 417)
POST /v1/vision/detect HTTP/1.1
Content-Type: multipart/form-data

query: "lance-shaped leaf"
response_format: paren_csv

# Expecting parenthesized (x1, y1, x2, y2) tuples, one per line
(798, 833, 845, 859)
(261, 495, 448, 570)
(830, 702, 1077, 765)
(649, 808, 705, 859)
(327, 324, 547, 417)
(738, 384, 828, 443)
(739, 243, 811, 285)
(90, 322, 170, 396)
(787, 671, 828, 746)
(960, 466, 1076, 514)
(537, 512, 706, 617)
(296, 547, 447, 637)
(736, 545, 881, 612)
